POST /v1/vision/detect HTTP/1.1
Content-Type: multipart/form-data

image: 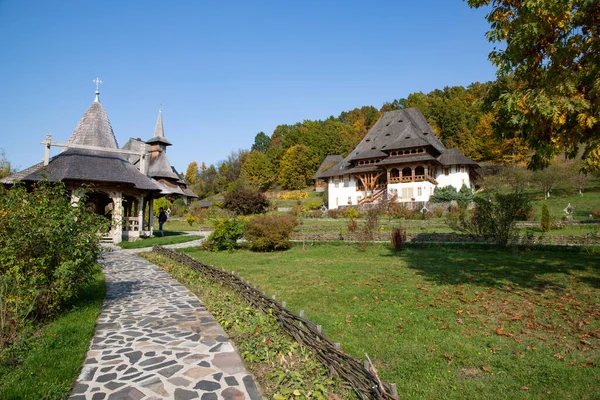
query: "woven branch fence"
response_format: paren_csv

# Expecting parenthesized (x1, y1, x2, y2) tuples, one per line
(152, 246, 399, 400)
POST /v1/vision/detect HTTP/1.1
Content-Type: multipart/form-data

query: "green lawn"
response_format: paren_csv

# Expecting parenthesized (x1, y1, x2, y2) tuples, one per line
(153, 218, 199, 231)
(118, 231, 201, 249)
(0, 268, 105, 399)
(182, 244, 600, 399)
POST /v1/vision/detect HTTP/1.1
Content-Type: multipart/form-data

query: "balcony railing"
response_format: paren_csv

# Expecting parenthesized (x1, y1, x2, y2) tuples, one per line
(389, 174, 429, 183)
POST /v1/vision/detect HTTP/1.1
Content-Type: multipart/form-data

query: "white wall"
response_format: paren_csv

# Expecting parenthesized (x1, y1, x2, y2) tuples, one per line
(326, 165, 473, 209)
(435, 165, 471, 190)
(387, 181, 436, 203)
(328, 177, 361, 209)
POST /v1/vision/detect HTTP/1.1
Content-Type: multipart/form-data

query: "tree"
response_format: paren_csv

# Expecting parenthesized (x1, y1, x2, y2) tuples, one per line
(240, 151, 275, 191)
(222, 187, 269, 216)
(468, 0, 600, 172)
(185, 161, 199, 184)
(251, 132, 271, 153)
(0, 148, 13, 179)
(533, 162, 568, 200)
(541, 201, 550, 232)
(278, 144, 318, 190)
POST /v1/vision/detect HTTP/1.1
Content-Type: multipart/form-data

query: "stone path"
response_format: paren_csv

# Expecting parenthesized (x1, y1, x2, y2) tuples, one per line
(70, 250, 262, 400)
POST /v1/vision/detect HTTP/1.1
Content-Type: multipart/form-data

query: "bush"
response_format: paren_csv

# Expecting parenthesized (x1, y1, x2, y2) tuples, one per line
(452, 191, 532, 246)
(244, 215, 298, 251)
(391, 228, 407, 251)
(0, 182, 108, 335)
(347, 219, 358, 232)
(153, 196, 171, 216)
(592, 208, 600, 219)
(304, 201, 322, 211)
(169, 198, 188, 217)
(327, 209, 343, 219)
(222, 187, 269, 216)
(276, 190, 309, 200)
(344, 207, 360, 220)
(541, 201, 550, 232)
(430, 184, 473, 207)
(203, 216, 246, 251)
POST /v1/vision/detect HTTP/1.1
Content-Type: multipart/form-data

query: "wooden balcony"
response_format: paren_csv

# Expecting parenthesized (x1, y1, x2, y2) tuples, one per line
(388, 175, 437, 184)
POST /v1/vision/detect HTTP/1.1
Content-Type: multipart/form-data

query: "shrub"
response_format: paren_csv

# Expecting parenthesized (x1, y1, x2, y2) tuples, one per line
(592, 208, 600, 219)
(347, 219, 358, 232)
(0, 181, 108, 335)
(304, 201, 322, 211)
(430, 184, 473, 207)
(391, 228, 407, 251)
(541, 201, 550, 232)
(244, 215, 298, 251)
(276, 190, 309, 200)
(153, 196, 171, 216)
(222, 187, 269, 216)
(388, 203, 417, 219)
(169, 198, 188, 217)
(452, 191, 532, 246)
(344, 207, 360, 220)
(327, 209, 343, 219)
(203, 216, 246, 251)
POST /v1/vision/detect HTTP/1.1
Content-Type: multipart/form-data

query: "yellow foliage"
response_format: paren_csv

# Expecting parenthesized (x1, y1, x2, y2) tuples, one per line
(276, 191, 309, 200)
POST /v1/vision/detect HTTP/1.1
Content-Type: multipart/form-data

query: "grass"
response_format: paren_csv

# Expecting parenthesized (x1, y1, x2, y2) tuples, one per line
(153, 218, 199, 231)
(269, 190, 324, 208)
(532, 189, 600, 221)
(181, 243, 600, 399)
(117, 231, 202, 249)
(0, 268, 105, 399)
(142, 252, 355, 399)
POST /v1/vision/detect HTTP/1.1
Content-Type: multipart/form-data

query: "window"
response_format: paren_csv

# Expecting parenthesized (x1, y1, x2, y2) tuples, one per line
(334, 178, 339, 188)
(430, 187, 434, 195)
(357, 195, 362, 202)
(417, 187, 422, 196)
(344, 177, 350, 187)
(347, 197, 352, 205)
(390, 188, 398, 195)
(401, 187, 414, 200)
(460, 165, 465, 173)
(336, 197, 339, 206)
(444, 168, 450, 176)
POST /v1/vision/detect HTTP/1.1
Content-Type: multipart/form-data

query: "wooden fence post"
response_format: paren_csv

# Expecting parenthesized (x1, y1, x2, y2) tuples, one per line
(390, 383, 398, 399)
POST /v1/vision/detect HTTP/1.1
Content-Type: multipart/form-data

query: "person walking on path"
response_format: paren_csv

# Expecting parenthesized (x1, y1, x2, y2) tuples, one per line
(158, 207, 168, 236)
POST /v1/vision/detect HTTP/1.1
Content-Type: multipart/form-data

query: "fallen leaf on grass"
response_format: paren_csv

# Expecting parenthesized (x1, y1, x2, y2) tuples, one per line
(521, 386, 530, 391)
(457, 318, 463, 324)
(495, 327, 514, 337)
(553, 353, 564, 360)
(482, 366, 491, 373)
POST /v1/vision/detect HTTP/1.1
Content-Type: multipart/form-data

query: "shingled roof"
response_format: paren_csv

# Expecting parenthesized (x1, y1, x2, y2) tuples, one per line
(146, 110, 172, 146)
(2, 94, 159, 191)
(313, 108, 477, 180)
(348, 108, 446, 161)
(313, 155, 345, 179)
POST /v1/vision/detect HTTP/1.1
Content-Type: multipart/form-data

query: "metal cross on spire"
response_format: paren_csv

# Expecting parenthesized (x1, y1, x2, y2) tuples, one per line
(93, 77, 103, 102)
(93, 77, 103, 92)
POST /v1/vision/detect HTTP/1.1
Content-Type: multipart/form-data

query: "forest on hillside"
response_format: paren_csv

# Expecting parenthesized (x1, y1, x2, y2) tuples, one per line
(185, 81, 534, 198)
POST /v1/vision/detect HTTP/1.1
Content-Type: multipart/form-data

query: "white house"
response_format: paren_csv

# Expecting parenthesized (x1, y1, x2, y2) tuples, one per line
(314, 108, 478, 210)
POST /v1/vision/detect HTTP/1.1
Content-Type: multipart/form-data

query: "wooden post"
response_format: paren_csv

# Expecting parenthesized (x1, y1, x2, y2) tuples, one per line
(364, 360, 370, 371)
(316, 325, 322, 334)
(390, 383, 398, 399)
(334, 343, 341, 350)
(281, 301, 286, 308)
(43, 133, 52, 166)
(299, 310, 304, 318)
(272, 295, 276, 301)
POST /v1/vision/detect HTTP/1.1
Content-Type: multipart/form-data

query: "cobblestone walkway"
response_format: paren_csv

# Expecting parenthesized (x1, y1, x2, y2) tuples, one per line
(70, 250, 262, 400)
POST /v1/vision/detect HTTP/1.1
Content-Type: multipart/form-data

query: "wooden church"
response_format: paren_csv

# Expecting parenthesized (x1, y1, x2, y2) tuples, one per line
(1, 81, 197, 243)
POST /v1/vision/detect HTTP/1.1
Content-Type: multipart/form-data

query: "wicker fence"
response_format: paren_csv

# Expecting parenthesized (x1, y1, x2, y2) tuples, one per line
(152, 246, 399, 400)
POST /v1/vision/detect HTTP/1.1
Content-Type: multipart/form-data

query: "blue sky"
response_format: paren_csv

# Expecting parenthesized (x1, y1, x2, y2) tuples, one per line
(0, 0, 497, 173)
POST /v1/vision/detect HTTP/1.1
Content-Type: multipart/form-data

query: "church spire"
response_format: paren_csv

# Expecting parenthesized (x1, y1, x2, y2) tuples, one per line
(146, 107, 172, 147)
(154, 108, 164, 138)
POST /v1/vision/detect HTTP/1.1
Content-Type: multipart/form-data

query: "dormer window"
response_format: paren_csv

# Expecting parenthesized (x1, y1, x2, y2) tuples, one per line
(371, 146, 376, 150)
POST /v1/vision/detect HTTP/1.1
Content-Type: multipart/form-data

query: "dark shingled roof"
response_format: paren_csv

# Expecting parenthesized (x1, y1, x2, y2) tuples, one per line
(348, 108, 446, 161)
(313, 155, 345, 179)
(313, 108, 477, 180)
(437, 148, 479, 166)
(148, 151, 181, 180)
(2, 97, 160, 191)
(146, 110, 172, 146)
